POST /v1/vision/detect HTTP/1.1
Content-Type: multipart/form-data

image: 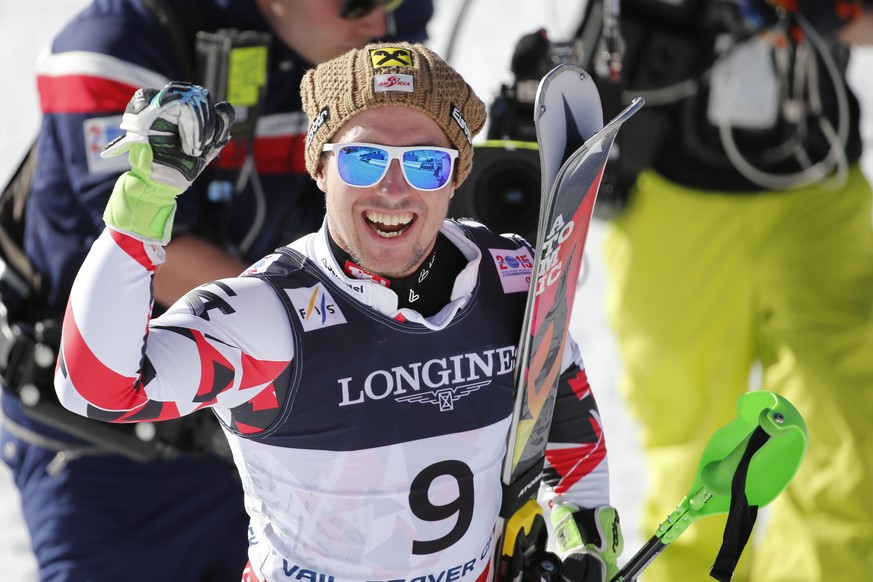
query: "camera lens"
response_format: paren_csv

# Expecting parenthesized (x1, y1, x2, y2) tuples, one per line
(450, 145, 541, 243)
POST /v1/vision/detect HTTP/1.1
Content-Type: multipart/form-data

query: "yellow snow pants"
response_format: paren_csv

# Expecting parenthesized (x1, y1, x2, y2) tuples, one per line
(603, 166, 873, 581)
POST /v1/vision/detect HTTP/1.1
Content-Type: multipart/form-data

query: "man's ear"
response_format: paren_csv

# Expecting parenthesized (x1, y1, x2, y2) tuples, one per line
(315, 163, 328, 193)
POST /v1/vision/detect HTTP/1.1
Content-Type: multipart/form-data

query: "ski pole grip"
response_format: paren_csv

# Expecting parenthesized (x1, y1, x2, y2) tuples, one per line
(699, 431, 756, 497)
(691, 391, 808, 516)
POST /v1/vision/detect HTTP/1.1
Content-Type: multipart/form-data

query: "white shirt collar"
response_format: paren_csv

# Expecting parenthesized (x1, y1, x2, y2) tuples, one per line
(289, 220, 482, 330)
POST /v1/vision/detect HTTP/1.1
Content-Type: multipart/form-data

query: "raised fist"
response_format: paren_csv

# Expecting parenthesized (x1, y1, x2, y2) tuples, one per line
(101, 82, 235, 244)
(103, 81, 235, 191)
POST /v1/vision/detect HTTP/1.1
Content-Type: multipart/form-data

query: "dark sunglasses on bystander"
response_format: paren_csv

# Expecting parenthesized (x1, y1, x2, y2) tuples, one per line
(339, 0, 405, 19)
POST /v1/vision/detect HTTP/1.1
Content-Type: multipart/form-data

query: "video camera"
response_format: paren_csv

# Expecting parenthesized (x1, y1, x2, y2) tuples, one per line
(449, 0, 709, 235)
(453, 0, 856, 235)
(449, 29, 583, 243)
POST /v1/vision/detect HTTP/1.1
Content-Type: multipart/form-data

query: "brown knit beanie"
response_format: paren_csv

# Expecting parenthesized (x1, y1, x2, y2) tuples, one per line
(300, 42, 487, 186)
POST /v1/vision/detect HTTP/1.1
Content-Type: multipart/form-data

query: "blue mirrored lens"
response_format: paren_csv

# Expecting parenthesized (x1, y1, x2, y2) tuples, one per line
(336, 145, 389, 187)
(401, 149, 453, 190)
(335, 145, 454, 190)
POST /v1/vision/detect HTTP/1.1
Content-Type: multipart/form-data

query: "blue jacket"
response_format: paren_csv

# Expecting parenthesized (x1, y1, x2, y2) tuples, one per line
(26, 0, 433, 312)
(9, 0, 432, 443)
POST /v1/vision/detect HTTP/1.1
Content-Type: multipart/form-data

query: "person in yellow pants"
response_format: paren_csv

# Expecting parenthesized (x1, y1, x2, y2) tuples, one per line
(593, 0, 873, 578)
(604, 165, 873, 581)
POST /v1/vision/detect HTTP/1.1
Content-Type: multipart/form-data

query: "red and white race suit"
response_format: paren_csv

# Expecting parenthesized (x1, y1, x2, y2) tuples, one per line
(55, 220, 611, 582)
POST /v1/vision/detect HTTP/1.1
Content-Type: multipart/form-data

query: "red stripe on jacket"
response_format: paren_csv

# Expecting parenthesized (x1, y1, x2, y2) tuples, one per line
(38, 74, 140, 114)
(214, 135, 307, 174)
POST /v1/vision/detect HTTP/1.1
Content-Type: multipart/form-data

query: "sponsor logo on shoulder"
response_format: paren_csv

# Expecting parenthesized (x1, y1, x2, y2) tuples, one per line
(84, 115, 128, 175)
(287, 284, 347, 331)
(489, 248, 533, 294)
(369, 47, 414, 68)
(242, 254, 282, 276)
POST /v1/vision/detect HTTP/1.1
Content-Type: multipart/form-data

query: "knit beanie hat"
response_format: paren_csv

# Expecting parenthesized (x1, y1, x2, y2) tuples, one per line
(300, 42, 487, 186)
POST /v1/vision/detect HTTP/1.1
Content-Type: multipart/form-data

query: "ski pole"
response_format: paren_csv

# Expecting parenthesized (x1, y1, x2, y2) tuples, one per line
(611, 390, 808, 582)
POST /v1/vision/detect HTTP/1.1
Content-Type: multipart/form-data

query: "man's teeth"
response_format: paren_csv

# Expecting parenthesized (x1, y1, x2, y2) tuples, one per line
(365, 211, 413, 237)
(366, 211, 413, 226)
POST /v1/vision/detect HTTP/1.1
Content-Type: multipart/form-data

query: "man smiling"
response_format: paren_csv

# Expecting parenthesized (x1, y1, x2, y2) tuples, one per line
(54, 42, 622, 581)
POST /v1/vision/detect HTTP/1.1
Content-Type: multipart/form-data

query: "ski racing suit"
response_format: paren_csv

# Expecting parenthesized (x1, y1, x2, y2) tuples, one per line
(0, 0, 432, 579)
(55, 219, 612, 582)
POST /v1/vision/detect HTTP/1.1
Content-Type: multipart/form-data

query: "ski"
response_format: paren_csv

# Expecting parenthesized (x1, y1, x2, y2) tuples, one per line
(493, 64, 643, 581)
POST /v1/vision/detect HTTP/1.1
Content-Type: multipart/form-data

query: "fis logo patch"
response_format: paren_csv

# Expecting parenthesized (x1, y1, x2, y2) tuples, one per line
(489, 248, 533, 294)
(369, 47, 413, 68)
(286, 285, 347, 331)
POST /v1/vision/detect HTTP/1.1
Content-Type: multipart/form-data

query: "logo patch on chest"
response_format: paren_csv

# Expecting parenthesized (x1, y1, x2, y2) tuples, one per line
(286, 284, 347, 331)
(488, 248, 534, 294)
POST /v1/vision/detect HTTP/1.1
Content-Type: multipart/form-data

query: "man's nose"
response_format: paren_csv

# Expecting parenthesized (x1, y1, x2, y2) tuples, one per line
(379, 159, 408, 193)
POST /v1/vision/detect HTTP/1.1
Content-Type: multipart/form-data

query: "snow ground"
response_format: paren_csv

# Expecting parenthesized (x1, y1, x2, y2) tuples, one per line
(1, 1, 872, 579)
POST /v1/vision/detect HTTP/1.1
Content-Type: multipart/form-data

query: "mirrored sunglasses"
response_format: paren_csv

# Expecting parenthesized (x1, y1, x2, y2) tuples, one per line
(322, 142, 458, 191)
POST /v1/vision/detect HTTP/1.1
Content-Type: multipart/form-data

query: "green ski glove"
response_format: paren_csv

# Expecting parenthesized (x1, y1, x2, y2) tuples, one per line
(101, 81, 234, 244)
(551, 504, 624, 582)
